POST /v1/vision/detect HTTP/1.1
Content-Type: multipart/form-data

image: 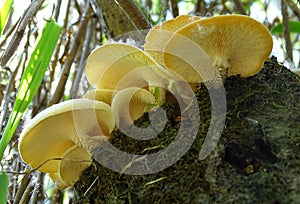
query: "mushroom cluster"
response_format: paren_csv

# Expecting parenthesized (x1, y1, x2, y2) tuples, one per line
(19, 99, 115, 188)
(18, 14, 273, 189)
(146, 14, 273, 85)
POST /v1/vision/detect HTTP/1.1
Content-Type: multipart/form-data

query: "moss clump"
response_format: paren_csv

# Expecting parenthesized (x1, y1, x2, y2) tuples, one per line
(74, 56, 300, 204)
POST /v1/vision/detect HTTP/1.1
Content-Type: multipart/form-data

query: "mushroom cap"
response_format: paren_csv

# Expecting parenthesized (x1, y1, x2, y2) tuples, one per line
(58, 145, 92, 188)
(111, 87, 156, 128)
(18, 99, 114, 181)
(49, 172, 67, 189)
(85, 43, 170, 90)
(163, 14, 273, 82)
(83, 88, 156, 128)
(144, 15, 201, 65)
(48, 145, 92, 189)
(83, 89, 115, 105)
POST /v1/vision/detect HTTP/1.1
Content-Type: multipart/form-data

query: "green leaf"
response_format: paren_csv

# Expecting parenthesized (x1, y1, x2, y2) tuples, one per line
(0, 172, 8, 204)
(0, 19, 62, 161)
(271, 21, 300, 34)
(0, 0, 13, 36)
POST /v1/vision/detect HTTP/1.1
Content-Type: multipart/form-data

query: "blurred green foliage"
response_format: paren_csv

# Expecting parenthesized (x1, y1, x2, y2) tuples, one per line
(272, 21, 300, 34)
(0, 0, 13, 36)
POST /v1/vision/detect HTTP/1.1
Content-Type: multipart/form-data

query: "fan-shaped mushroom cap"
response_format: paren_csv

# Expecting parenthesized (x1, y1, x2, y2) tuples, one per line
(144, 15, 201, 65)
(83, 88, 156, 128)
(47, 145, 92, 189)
(111, 87, 156, 128)
(19, 99, 115, 188)
(86, 43, 169, 89)
(58, 145, 92, 188)
(164, 15, 273, 83)
(85, 43, 173, 104)
(48, 172, 65, 188)
(83, 89, 115, 105)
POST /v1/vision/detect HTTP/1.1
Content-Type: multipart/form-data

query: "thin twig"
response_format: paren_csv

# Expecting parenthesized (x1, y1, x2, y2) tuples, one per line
(3, 157, 91, 175)
(70, 19, 94, 99)
(170, 0, 179, 17)
(84, 176, 99, 196)
(194, 0, 205, 15)
(0, 18, 20, 49)
(53, 0, 62, 21)
(146, 0, 152, 10)
(30, 172, 44, 204)
(284, 0, 300, 19)
(0, 0, 45, 66)
(49, 2, 92, 105)
(0, 63, 19, 132)
(11, 159, 20, 200)
(14, 172, 32, 204)
(75, 0, 83, 16)
(19, 179, 34, 204)
(161, 0, 169, 21)
(233, 0, 247, 15)
(281, 0, 294, 62)
(49, 0, 71, 95)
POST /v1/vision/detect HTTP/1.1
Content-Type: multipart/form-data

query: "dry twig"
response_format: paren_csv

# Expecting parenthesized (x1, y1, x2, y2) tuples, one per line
(49, 2, 92, 105)
(281, 0, 294, 62)
(0, 0, 45, 66)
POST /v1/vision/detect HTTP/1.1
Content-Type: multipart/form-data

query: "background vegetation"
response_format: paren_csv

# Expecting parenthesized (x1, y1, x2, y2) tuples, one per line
(0, 0, 299, 203)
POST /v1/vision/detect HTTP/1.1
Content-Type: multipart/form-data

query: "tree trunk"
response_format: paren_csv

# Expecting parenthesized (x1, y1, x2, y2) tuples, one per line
(94, 0, 151, 38)
(74, 57, 300, 203)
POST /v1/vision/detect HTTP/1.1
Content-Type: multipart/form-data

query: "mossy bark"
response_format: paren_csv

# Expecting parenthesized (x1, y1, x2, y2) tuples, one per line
(74, 56, 300, 203)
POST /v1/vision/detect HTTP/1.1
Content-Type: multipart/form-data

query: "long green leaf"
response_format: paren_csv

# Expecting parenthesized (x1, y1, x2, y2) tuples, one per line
(0, 19, 62, 161)
(0, 172, 8, 204)
(0, 0, 13, 36)
(271, 21, 300, 34)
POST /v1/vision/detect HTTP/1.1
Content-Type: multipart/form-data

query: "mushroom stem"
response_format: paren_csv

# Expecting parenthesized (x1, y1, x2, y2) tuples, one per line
(214, 56, 230, 79)
(208, 58, 230, 88)
(148, 86, 166, 106)
(216, 64, 228, 81)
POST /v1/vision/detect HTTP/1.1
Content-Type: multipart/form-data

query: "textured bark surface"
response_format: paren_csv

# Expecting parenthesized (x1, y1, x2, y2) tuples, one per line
(74, 56, 300, 203)
(95, 0, 135, 38)
(95, 0, 151, 39)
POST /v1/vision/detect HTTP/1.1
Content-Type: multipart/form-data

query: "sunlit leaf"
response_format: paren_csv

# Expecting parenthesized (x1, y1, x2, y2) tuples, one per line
(0, 172, 8, 204)
(0, 0, 13, 36)
(0, 19, 62, 161)
(271, 21, 300, 34)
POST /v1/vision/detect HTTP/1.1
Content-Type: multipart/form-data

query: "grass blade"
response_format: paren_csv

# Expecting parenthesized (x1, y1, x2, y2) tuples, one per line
(0, 0, 13, 36)
(0, 172, 8, 204)
(0, 19, 62, 161)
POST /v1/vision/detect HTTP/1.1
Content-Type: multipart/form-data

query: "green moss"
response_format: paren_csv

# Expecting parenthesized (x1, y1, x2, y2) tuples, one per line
(74, 56, 300, 204)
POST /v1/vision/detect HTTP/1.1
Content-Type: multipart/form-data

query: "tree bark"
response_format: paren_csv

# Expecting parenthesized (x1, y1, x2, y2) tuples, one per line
(74, 57, 300, 203)
(94, 0, 151, 39)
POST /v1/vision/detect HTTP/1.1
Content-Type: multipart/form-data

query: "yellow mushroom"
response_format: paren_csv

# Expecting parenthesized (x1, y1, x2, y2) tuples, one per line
(83, 88, 156, 128)
(85, 43, 174, 105)
(111, 87, 156, 129)
(18, 99, 115, 189)
(163, 14, 273, 84)
(58, 146, 92, 188)
(83, 89, 115, 105)
(144, 15, 201, 65)
(48, 145, 92, 189)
